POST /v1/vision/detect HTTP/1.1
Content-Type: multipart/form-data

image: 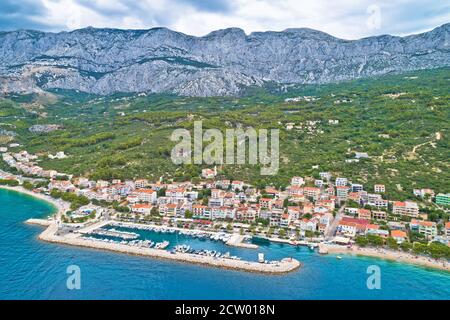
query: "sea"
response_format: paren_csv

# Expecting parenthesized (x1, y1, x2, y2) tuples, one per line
(1, 188, 449, 300)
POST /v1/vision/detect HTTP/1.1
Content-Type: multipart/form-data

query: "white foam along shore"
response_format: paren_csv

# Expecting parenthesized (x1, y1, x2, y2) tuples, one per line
(26, 219, 301, 274)
(320, 244, 450, 272)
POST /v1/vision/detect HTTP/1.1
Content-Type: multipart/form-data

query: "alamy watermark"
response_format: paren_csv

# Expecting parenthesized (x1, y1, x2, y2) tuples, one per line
(66, 265, 81, 290)
(171, 121, 279, 175)
(366, 265, 381, 290)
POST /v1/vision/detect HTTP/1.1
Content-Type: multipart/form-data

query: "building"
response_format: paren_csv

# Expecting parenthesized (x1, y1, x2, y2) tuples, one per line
(335, 177, 348, 187)
(358, 209, 371, 220)
(130, 204, 152, 215)
(336, 186, 350, 202)
(391, 230, 408, 244)
(201, 167, 217, 179)
(393, 201, 419, 218)
(374, 184, 385, 193)
(135, 189, 157, 203)
(372, 211, 388, 221)
(291, 176, 305, 186)
(351, 183, 364, 192)
(410, 219, 437, 239)
(303, 187, 321, 201)
(445, 222, 450, 237)
(436, 193, 450, 206)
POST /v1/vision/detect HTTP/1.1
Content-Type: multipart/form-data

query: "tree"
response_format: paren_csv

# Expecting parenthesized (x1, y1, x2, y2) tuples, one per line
(22, 181, 34, 190)
(400, 241, 412, 252)
(355, 236, 369, 247)
(151, 207, 159, 216)
(386, 237, 399, 250)
(184, 210, 193, 219)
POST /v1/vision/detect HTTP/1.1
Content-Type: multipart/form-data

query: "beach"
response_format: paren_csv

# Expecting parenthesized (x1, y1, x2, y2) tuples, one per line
(320, 243, 450, 272)
(0, 185, 69, 218)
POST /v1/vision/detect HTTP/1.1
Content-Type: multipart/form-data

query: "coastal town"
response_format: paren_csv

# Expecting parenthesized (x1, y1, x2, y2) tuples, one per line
(1, 146, 449, 272)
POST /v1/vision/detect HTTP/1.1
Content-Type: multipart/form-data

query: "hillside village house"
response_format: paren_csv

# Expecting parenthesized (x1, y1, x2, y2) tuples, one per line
(436, 193, 450, 206)
(393, 201, 419, 217)
(130, 203, 152, 215)
(391, 230, 408, 243)
(372, 210, 388, 221)
(374, 184, 385, 193)
(410, 219, 437, 239)
(134, 189, 157, 203)
(335, 177, 348, 186)
(291, 176, 305, 186)
(445, 222, 450, 238)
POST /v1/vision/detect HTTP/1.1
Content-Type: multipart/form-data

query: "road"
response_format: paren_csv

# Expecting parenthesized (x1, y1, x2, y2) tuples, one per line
(326, 204, 346, 239)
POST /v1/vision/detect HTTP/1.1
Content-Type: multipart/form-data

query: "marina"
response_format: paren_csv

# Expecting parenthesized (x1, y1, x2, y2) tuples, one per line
(2, 189, 450, 299)
(29, 219, 301, 274)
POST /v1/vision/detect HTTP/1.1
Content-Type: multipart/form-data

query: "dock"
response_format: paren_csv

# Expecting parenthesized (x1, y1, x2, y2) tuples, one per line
(226, 234, 258, 249)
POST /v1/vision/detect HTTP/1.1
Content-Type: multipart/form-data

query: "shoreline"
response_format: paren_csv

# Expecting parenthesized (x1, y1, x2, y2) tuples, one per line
(2, 185, 448, 274)
(26, 219, 301, 274)
(320, 244, 450, 272)
(0, 185, 69, 218)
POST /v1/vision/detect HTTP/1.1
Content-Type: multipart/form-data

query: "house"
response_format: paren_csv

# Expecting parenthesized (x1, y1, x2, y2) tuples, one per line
(358, 209, 372, 220)
(336, 186, 350, 202)
(391, 230, 408, 244)
(319, 172, 331, 181)
(335, 177, 348, 187)
(201, 167, 217, 179)
(355, 152, 369, 159)
(314, 179, 324, 187)
(135, 179, 149, 189)
(130, 204, 152, 215)
(339, 217, 370, 235)
(279, 213, 291, 228)
(135, 189, 157, 203)
(446, 222, 450, 238)
(374, 184, 385, 193)
(436, 193, 450, 206)
(337, 221, 357, 237)
(303, 187, 321, 201)
(291, 176, 305, 186)
(367, 194, 388, 209)
(351, 183, 364, 192)
(192, 204, 208, 218)
(269, 208, 284, 227)
(264, 187, 279, 197)
(48, 180, 75, 192)
(366, 225, 388, 238)
(231, 180, 244, 191)
(259, 198, 273, 209)
(413, 188, 435, 199)
(393, 201, 419, 217)
(287, 206, 301, 220)
(372, 211, 388, 221)
(289, 186, 303, 197)
(410, 219, 437, 239)
(345, 207, 359, 215)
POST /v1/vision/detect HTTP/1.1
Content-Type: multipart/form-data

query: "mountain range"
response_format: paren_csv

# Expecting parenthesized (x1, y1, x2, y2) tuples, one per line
(0, 23, 449, 97)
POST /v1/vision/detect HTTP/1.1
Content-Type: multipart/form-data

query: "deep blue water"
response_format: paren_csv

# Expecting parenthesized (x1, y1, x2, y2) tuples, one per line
(1, 188, 449, 300)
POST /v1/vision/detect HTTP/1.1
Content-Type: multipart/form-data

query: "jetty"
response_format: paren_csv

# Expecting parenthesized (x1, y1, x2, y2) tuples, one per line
(226, 234, 258, 249)
(28, 220, 301, 274)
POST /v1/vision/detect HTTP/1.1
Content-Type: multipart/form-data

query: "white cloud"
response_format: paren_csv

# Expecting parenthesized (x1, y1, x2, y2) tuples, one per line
(10, 0, 450, 38)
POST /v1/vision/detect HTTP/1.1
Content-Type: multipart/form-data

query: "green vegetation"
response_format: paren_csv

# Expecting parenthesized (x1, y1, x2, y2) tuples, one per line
(0, 68, 449, 201)
(49, 189, 89, 210)
(0, 179, 19, 186)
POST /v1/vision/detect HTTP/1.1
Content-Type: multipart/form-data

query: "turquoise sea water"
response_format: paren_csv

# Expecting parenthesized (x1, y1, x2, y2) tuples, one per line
(1, 188, 449, 300)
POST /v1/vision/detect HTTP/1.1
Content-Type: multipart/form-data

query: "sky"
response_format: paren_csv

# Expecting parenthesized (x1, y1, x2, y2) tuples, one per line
(0, 0, 449, 39)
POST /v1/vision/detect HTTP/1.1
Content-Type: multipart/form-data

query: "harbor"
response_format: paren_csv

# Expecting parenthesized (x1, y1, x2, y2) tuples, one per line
(27, 219, 301, 274)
